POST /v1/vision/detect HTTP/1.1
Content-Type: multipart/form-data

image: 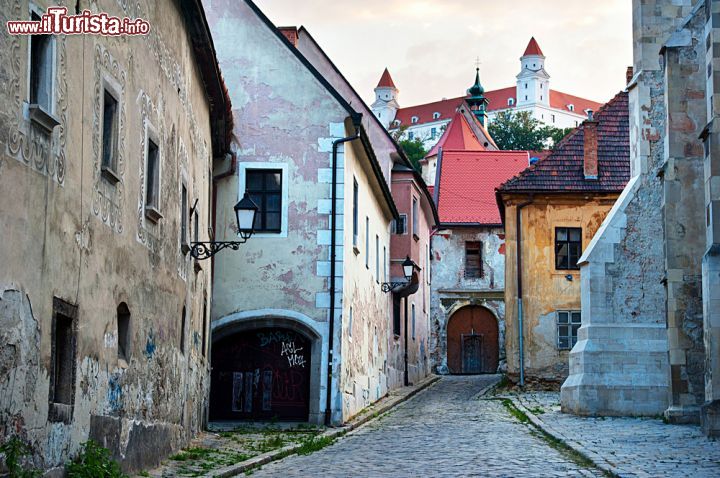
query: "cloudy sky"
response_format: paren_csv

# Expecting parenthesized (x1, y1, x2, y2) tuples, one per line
(253, 0, 632, 107)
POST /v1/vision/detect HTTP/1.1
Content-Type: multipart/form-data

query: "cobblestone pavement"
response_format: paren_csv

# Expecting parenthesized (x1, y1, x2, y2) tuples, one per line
(249, 376, 602, 477)
(515, 393, 720, 478)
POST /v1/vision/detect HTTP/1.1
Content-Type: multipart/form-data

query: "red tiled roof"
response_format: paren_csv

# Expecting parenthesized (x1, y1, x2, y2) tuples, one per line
(438, 150, 529, 225)
(277, 26, 298, 47)
(523, 37, 544, 57)
(393, 87, 601, 127)
(497, 91, 629, 193)
(426, 111, 486, 157)
(377, 68, 396, 89)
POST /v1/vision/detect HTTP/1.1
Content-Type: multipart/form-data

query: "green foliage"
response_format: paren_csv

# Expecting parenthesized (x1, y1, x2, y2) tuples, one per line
(0, 436, 41, 478)
(66, 441, 127, 478)
(488, 110, 570, 151)
(397, 137, 427, 172)
(296, 435, 335, 455)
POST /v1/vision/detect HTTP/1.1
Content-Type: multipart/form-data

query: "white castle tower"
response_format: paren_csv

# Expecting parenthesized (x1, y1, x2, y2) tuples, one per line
(516, 37, 550, 107)
(371, 68, 400, 129)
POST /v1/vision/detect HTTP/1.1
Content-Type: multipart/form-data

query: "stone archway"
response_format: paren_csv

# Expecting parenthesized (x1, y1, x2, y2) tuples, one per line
(446, 306, 499, 374)
(210, 310, 326, 423)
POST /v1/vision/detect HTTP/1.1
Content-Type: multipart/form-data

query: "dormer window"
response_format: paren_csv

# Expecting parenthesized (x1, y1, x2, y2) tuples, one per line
(393, 120, 401, 127)
(432, 112, 440, 120)
(568, 104, 575, 112)
(508, 98, 514, 106)
(411, 116, 419, 124)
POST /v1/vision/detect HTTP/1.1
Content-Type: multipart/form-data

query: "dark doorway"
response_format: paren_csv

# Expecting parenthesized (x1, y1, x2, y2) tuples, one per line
(447, 306, 498, 374)
(210, 328, 311, 421)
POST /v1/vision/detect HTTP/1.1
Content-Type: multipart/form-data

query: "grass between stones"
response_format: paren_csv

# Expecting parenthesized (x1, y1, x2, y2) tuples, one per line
(496, 398, 616, 478)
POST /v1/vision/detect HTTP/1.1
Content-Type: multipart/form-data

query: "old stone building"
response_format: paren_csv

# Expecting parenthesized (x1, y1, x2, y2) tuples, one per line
(0, 0, 230, 473)
(497, 92, 630, 384)
(561, 0, 720, 436)
(205, 0, 434, 426)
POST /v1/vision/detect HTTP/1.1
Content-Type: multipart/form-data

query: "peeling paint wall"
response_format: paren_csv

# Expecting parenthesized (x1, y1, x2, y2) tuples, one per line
(429, 227, 506, 374)
(503, 196, 616, 383)
(0, 0, 215, 472)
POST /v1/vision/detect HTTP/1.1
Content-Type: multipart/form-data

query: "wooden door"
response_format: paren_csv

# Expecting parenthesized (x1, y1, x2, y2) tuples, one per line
(447, 306, 498, 374)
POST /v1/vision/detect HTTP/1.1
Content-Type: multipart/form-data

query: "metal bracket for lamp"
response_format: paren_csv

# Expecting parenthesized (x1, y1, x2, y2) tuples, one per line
(189, 192, 258, 260)
(380, 256, 417, 293)
(381, 281, 409, 293)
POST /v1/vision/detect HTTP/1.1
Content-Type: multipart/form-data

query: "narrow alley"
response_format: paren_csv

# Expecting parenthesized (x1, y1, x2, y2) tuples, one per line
(250, 377, 602, 477)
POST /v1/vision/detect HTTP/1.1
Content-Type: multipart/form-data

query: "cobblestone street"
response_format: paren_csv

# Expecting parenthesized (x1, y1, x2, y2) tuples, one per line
(250, 376, 602, 477)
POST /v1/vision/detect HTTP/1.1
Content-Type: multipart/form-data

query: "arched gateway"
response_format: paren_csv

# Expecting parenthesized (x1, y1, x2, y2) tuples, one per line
(446, 306, 499, 374)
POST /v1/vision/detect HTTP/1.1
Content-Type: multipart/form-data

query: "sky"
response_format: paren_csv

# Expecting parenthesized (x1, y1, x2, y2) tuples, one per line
(253, 0, 632, 108)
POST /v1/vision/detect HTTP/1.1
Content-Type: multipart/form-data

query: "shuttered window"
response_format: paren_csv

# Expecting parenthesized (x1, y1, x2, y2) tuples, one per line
(465, 241, 482, 278)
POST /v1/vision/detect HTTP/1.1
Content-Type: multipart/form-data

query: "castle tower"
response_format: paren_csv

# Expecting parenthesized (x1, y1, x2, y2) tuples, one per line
(371, 68, 400, 128)
(516, 37, 550, 107)
(466, 68, 489, 126)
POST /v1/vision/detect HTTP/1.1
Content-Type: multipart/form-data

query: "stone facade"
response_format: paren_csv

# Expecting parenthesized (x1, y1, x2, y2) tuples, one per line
(0, 0, 228, 472)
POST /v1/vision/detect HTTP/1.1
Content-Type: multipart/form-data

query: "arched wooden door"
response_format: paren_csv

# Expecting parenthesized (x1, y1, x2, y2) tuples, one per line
(210, 328, 311, 421)
(447, 306, 498, 374)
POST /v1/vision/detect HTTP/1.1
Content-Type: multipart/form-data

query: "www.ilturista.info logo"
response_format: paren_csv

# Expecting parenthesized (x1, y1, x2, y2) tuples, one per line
(6, 7, 150, 36)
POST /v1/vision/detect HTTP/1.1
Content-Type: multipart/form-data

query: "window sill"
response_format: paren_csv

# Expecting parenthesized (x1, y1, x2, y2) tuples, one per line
(145, 206, 163, 223)
(101, 166, 121, 184)
(29, 104, 60, 133)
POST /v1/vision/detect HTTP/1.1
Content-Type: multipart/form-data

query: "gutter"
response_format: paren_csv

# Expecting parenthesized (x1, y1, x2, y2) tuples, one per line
(325, 116, 361, 426)
(515, 195, 534, 387)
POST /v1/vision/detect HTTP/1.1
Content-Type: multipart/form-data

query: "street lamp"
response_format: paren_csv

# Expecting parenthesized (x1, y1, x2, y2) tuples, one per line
(381, 256, 416, 293)
(190, 192, 259, 260)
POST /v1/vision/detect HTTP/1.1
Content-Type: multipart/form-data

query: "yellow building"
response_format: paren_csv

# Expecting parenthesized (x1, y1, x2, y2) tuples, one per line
(496, 92, 629, 384)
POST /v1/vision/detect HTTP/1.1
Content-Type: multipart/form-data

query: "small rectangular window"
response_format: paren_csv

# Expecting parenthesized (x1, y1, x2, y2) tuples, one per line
(348, 307, 353, 337)
(145, 138, 161, 220)
(555, 227, 582, 270)
(395, 214, 407, 235)
(181, 183, 188, 248)
(412, 197, 419, 238)
(557, 310, 582, 349)
(30, 11, 53, 111)
(411, 304, 416, 340)
(247, 169, 282, 232)
(353, 179, 359, 247)
(465, 241, 482, 278)
(49, 298, 77, 423)
(393, 295, 401, 336)
(365, 217, 370, 268)
(383, 246, 387, 282)
(375, 234, 379, 282)
(202, 298, 208, 358)
(101, 90, 119, 178)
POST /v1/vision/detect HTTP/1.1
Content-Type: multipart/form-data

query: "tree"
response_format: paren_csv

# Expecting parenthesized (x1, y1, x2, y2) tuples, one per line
(398, 137, 427, 172)
(488, 110, 570, 150)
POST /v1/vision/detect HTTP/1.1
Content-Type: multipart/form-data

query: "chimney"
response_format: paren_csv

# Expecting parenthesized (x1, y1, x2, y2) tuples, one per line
(583, 113, 599, 180)
(626, 66, 634, 85)
(278, 26, 299, 47)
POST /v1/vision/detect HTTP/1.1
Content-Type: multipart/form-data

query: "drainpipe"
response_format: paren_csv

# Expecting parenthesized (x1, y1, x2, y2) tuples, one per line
(404, 296, 409, 386)
(516, 196, 533, 387)
(325, 119, 361, 426)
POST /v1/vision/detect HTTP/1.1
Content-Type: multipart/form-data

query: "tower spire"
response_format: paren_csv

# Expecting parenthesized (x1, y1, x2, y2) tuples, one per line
(466, 67, 489, 126)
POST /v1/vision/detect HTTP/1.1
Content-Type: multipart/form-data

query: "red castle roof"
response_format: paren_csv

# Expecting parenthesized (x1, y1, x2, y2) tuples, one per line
(426, 111, 486, 157)
(376, 68, 396, 89)
(437, 150, 529, 225)
(523, 37, 544, 57)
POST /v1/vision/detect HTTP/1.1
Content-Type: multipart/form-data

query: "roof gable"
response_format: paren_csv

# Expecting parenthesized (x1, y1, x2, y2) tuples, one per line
(523, 37, 544, 57)
(426, 110, 486, 157)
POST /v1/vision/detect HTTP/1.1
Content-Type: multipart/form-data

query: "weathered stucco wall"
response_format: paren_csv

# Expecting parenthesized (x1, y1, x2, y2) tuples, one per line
(0, 0, 216, 472)
(504, 197, 616, 383)
(430, 227, 506, 374)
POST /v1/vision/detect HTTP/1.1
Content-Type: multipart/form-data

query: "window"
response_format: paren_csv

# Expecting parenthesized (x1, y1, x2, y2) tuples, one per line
(181, 183, 189, 250)
(375, 235, 380, 282)
(557, 311, 582, 349)
(426, 244, 430, 284)
(508, 98, 514, 106)
(432, 112, 440, 120)
(393, 120, 401, 127)
(431, 127, 437, 139)
(555, 227, 582, 270)
(193, 209, 199, 245)
(551, 114, 555, 123)
(353, 179, 359, 247)
(145, 138, 161, 221)
(101, 90, 119, 180)
(465, 241, 482, 278)
(395, 214, 407, 234)
(393, 295, 401, 336)
(540, 96, 543, 101)
(412, 197, 419, 238)
(383, 246, 387, 282)
(525, 83, 528, 89)
(247, 169, 282, 232)
(29, 11, 53, 112)
(180, 306, 187, 354)
(411, 116, 419, 124)
(365, 217, 370, 268)
(348, 307, 353, 337)
(568, 104, 575, 112)
(49, 298, 77, 423)
(202, 297, 208, 357)
(117, 303, 130, 361)
(525, 95, 528, 101)
(408, 131, 414, 140)
(411, 304, 416, 340)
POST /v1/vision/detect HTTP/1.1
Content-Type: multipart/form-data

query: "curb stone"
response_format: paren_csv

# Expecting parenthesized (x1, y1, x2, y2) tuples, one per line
(209, 374, 441, 477)
(506, 396, 621, 478)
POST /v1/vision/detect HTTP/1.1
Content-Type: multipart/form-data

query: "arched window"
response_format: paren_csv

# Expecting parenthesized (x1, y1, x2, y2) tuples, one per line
(411, 116, 419, 124)
(432, 112, 440, 120)
(393, 120, 401, 127)
(508, 98, 514, 106)
(568, 104, 575, 112)
(117, 303, 131, 361)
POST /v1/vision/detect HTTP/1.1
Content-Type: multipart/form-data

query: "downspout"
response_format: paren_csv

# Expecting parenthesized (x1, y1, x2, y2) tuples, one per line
(516, 195, 533, 387)
(404, 296, 409, 386)
(325, 120, 361, 426)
